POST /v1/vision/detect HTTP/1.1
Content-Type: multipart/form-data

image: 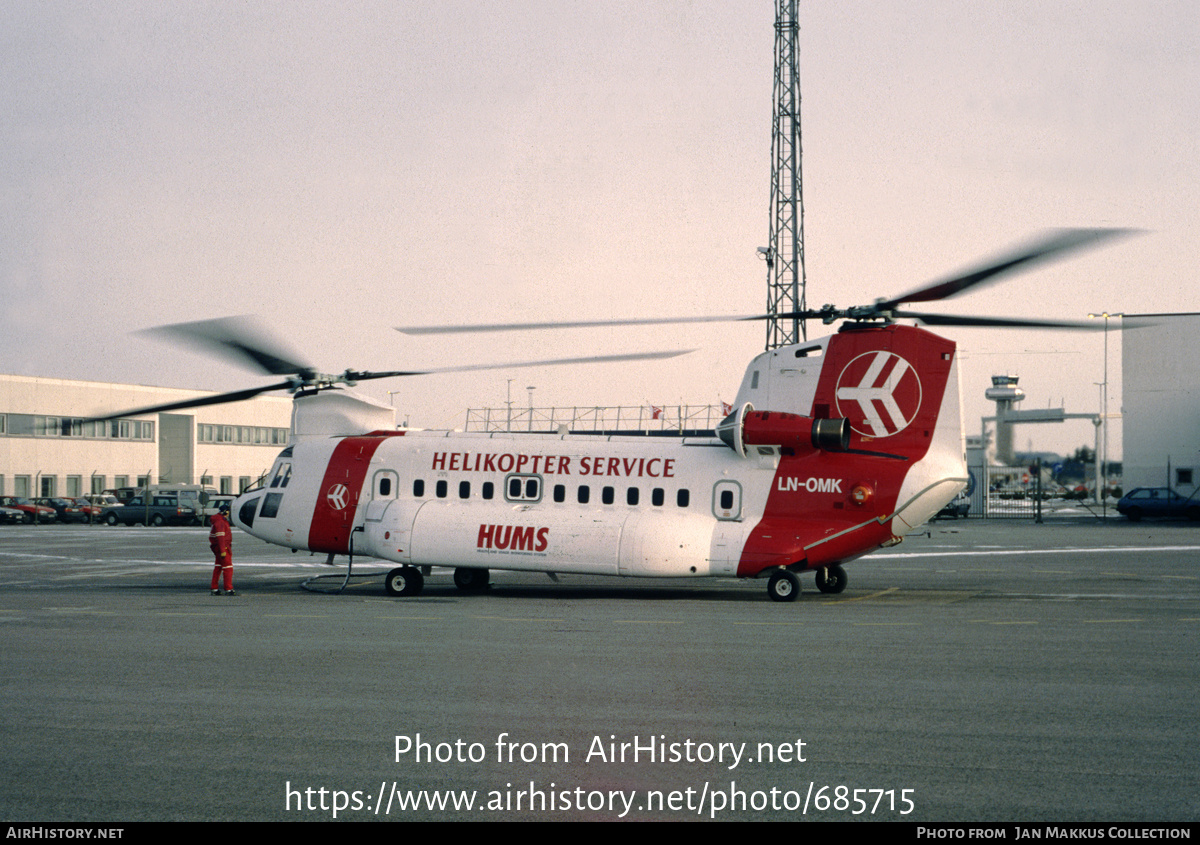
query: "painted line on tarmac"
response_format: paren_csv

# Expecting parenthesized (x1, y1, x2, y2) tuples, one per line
(877, 545, 1200, 559)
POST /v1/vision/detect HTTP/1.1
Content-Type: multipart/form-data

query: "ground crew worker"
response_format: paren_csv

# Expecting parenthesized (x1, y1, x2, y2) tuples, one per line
(209, 502, 235, 596)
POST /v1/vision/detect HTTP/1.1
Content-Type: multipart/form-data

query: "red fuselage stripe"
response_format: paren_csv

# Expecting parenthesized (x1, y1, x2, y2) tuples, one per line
(307, 433, 405, 554)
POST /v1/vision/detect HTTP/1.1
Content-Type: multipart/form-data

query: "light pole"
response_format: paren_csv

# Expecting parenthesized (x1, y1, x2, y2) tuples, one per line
(1088, 311, 1123, 517)
(527, 386, 536, 432)
(506, 379, 513, 432)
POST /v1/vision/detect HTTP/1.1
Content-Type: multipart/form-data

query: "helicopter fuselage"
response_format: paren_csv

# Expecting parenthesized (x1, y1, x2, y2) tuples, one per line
(230, 323, 968, 600)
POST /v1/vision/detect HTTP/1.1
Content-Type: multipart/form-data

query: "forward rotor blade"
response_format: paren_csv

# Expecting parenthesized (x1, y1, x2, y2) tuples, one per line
(878, 228, 1138, 310)
(86, 382, 296, 422)
(141, 316, 313, 377)
(397, 314, 763, 335)
(350, 349, 693, 380)
(894, 311, 1099, 330)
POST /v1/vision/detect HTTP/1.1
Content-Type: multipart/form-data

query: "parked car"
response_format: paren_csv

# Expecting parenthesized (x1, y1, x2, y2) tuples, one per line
(101, 494, 197, 527)
(70, 497, 104, 522)
(1116, 487, 1200, 522)
(34, 497, 88, 523)
(200, 494, 236, 526)
(87, 494, 123, 509)
(0, 496, 57, 524)
(0, 506, 25, 525)
(937, 490, 971, 518)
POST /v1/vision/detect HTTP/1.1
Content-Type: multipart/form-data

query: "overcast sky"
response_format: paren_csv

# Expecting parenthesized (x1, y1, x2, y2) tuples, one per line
(4, 1, 1197, 457)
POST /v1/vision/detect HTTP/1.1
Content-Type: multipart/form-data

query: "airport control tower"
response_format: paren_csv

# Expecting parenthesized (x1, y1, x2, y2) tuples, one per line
(985, 375, 1025, 465)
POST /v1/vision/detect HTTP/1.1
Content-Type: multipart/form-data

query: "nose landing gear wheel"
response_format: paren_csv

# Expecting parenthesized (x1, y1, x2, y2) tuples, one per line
(384, 566, 424, 597)
(815, 564, 848, 594)
(767, 569, 801, 602)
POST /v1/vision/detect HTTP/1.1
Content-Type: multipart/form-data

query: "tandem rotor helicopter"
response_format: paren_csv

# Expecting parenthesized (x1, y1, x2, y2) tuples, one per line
(95, 228, 1131, 601)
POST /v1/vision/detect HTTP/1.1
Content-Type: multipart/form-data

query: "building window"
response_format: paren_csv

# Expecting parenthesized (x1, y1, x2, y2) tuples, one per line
(0, 414, 152, 440)
(1178, 469, 1194, 486)
(198, 424, 289, 445)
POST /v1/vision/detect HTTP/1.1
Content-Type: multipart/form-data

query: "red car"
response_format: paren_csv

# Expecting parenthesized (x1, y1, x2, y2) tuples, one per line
(0, 497, 57, 524)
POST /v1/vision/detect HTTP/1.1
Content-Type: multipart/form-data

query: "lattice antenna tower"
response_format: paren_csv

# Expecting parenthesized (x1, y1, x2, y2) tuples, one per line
(763, 0, 807, 348)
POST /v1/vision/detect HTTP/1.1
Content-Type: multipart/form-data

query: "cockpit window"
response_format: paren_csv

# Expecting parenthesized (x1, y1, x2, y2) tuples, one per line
(270, 463, 292, 489)
(260, 493, 283, 519)
(238, 497, 260, 528)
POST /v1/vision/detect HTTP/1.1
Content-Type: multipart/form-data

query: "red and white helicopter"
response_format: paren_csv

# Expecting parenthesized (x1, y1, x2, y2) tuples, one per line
(99, 229, 1128, 601)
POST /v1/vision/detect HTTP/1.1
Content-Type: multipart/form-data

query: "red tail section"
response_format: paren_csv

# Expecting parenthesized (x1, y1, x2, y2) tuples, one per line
(737, 324, 959, 576)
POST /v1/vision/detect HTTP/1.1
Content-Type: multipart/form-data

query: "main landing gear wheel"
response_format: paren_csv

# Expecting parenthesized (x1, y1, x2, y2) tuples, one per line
(453, 567, 490, 594)
(815, 564, 848, 595)
(767, 569, 801, 603)
(384, 566, 424, 597)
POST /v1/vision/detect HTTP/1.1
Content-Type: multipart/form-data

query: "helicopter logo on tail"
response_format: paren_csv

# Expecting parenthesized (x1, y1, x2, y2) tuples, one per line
(835, 351, 923, 438)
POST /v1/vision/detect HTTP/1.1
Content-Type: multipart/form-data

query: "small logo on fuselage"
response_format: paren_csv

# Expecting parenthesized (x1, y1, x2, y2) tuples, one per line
(326, 483, 349, 511)
(835, 351, 922, 437)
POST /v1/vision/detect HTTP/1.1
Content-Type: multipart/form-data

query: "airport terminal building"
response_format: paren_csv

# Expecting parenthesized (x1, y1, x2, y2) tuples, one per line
(1122, 314, 1200, 497)
(0, 374, 293, 498)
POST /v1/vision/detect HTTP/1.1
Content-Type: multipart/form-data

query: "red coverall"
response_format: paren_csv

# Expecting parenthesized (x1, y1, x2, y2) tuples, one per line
(209, 511, 233, 592)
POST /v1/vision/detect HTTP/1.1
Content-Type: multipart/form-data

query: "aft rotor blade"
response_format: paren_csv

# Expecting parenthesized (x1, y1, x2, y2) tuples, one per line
(397, 314, 766, 335)
(86, 382, 296, 422)
(894, 311, 1099, 330)
(878, 228, 1138, 310)
(350, 349, 693, 380)
(141, 316, 314, 377)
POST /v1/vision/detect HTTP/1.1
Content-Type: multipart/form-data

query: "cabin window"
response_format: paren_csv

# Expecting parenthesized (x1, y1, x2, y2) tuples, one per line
(504, 474, 542, 503)
(626, 487, 639, 506)
(602, 486, 614, 505)
(677, 489, 690, 508)
(374, 470, 399, 499)
(436, 480, 448, 498)
(459, 481, 470, 499)
(413, 479, 425, 497)
(553, 484, 566, 503)
(482, 481, 494, 500)
(577, 485, 590, 504)
(652, 488, 664, 506)
(712, 480, 742, 520)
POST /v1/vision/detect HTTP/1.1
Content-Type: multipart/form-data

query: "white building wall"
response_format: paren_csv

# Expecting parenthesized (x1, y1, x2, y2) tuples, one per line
(1122, 316, 1200, 495)
(0, 375, 293, 497)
